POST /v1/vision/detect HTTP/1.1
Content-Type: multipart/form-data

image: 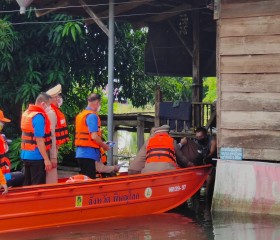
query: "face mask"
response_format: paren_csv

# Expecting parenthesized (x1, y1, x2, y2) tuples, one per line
(97, 105, 101, 112)
(57, 98, 63, 108)
(197, 138, 207, 145)
(44, 105, 52, 113)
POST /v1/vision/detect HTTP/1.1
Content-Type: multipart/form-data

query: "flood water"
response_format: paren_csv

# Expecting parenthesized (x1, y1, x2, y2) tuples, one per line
(2, 197, 280, 240)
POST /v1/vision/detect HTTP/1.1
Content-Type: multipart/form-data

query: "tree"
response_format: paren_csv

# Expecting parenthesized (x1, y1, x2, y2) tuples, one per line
(203, 77, 217, 103)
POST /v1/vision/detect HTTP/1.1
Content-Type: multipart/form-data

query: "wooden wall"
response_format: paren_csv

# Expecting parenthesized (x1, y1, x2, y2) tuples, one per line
(217, 0, 280, 160)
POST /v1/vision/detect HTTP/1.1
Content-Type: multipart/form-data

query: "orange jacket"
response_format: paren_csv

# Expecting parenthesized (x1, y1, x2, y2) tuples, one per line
(21, 105, 51, 151)
(0, 169, 6, 185)
(146, 132, 177, 166)
(100, 147, 107, 164)
(75, 109, 101, 148)
(51, 104, 69, 146)
(0, 135, 10, 174)
(66, 174, 91, 183)
(0, 157, 10, 174)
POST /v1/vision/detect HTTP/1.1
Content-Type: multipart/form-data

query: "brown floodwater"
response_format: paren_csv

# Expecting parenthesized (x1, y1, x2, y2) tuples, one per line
(1, 199, 280, 240)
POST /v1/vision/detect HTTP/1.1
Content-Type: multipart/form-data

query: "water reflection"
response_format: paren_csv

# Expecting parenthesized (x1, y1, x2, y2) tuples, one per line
(2, 202, 280, 239)
(212, 212, 280, 240)
(1, 213, 207, 240)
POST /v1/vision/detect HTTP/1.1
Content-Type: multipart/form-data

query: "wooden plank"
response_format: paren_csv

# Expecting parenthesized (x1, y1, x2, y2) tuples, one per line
(79, 0, 109, 36)
(220, 15, 280, 37)
(221, 111, 280, 130)
(221, 92, 280, 111)
(220, 129, 280, 150)
(243, 149, 280, 161)
(137, 117, 144, 151)
(216, 21, 222, 154)
(35, 0, 69, 17)
(220, 35, 280, 55)
(221, 74, 280, 93)
(221, 0, 280, 19)
(144, 4, 192, 23)
(221, 55, 280, 74)
(85, 0, 152, 26)
(192, 0, 202, 128)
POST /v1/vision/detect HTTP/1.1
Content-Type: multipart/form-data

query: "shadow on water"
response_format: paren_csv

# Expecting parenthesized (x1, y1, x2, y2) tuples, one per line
(2, 192, 280, 240)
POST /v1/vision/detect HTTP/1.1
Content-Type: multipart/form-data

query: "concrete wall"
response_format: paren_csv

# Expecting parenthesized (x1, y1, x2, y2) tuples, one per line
(212, 160, 280, 215)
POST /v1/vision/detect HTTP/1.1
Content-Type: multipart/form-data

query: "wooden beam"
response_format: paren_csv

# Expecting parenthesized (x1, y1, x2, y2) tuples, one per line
(144, 4, 192, 23)
(192, 0, 202, 128)
(137, 116, 145, 151)
(79, 0, 109, 36)
(213, 0, 221, 20)
(154, 86, 162, 127)
(35, 0, 69, 17)
(85, 0, 153, 26)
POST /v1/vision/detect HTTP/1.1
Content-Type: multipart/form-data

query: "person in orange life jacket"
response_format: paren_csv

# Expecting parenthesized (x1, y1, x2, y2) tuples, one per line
(75, 93, 110, 179)
(128, 127, 156, 175)
(141, 125, 187, 174)
(0, 110, 24, 187)
(21, 93, 53, 186)
(0, 169, 8, 194)
(45, 84, 69, 184)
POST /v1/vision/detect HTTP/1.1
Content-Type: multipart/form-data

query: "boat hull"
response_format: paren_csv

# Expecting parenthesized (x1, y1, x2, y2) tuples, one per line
(0, 165, 211, 233)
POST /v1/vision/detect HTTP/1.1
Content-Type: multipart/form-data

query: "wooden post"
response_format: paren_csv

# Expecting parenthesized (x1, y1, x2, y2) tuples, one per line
(192, 0, 202, 128)
(154, 86, 162, 128)
(137, 115, 144, 151)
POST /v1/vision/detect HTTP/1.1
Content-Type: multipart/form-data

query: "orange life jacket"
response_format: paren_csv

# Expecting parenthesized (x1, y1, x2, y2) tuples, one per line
(51, 104, 69, 146)
(0, 157, 11, 174)
(75, 109, 101, 148)
(0, 169, 6, 185)
(66, 174, 91, 183)
(0, 135, 10, 174)
(21, 105, 51, 151)
(146, 132, 177, 166)
(100, 147, 107, 164)
(0, 135, 7, 159)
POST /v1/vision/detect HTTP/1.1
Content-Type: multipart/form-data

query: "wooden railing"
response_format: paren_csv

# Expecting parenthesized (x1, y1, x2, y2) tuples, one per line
(192, 102, 214, 129)
(159, 102, 215, 136)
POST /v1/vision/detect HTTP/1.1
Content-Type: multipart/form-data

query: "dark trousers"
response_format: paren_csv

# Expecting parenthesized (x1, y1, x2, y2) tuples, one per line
(77, 158, 96, 179)
(6, 172, 25, 187)
(22, 160, 46, 186)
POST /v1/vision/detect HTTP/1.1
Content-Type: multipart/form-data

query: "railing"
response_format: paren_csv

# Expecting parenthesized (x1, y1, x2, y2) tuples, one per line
(192, 102, 214, 129)
(159, 102, 215, 135)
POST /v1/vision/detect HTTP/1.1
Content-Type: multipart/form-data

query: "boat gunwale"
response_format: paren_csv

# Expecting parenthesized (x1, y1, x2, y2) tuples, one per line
(0, 165, 212, 196)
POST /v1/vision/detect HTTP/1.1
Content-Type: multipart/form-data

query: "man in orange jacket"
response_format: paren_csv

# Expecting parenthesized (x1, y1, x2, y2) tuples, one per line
(75, 93, 109, 179)
(21, 93, 53, 185)
(46, 84, 69, 183)
(141, 125, 192, 174)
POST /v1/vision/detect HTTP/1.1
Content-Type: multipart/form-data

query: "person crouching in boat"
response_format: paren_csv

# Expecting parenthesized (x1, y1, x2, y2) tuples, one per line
(141, 125, 188, 173)
(75, 93, 110, 179)
(21, 93, 53, 186)
(45, 84, 69, 184)
(0, 169, 8, 194)
(96, 146, 120, 177)
(128, 127, 156, 175)
(0, 110, 24, 187)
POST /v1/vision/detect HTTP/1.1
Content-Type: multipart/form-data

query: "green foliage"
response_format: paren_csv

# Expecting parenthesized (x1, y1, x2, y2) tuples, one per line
(61, 22, 83, 42)
(203, 77, 217, 103)
(8, 138, 22, 170)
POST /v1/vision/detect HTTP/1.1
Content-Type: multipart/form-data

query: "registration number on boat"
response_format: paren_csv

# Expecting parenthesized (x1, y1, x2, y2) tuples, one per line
(168, 184, 186, 192)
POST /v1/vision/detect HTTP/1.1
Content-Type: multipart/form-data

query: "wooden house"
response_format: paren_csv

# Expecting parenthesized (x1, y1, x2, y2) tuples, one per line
(14, 0, 280, 213)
